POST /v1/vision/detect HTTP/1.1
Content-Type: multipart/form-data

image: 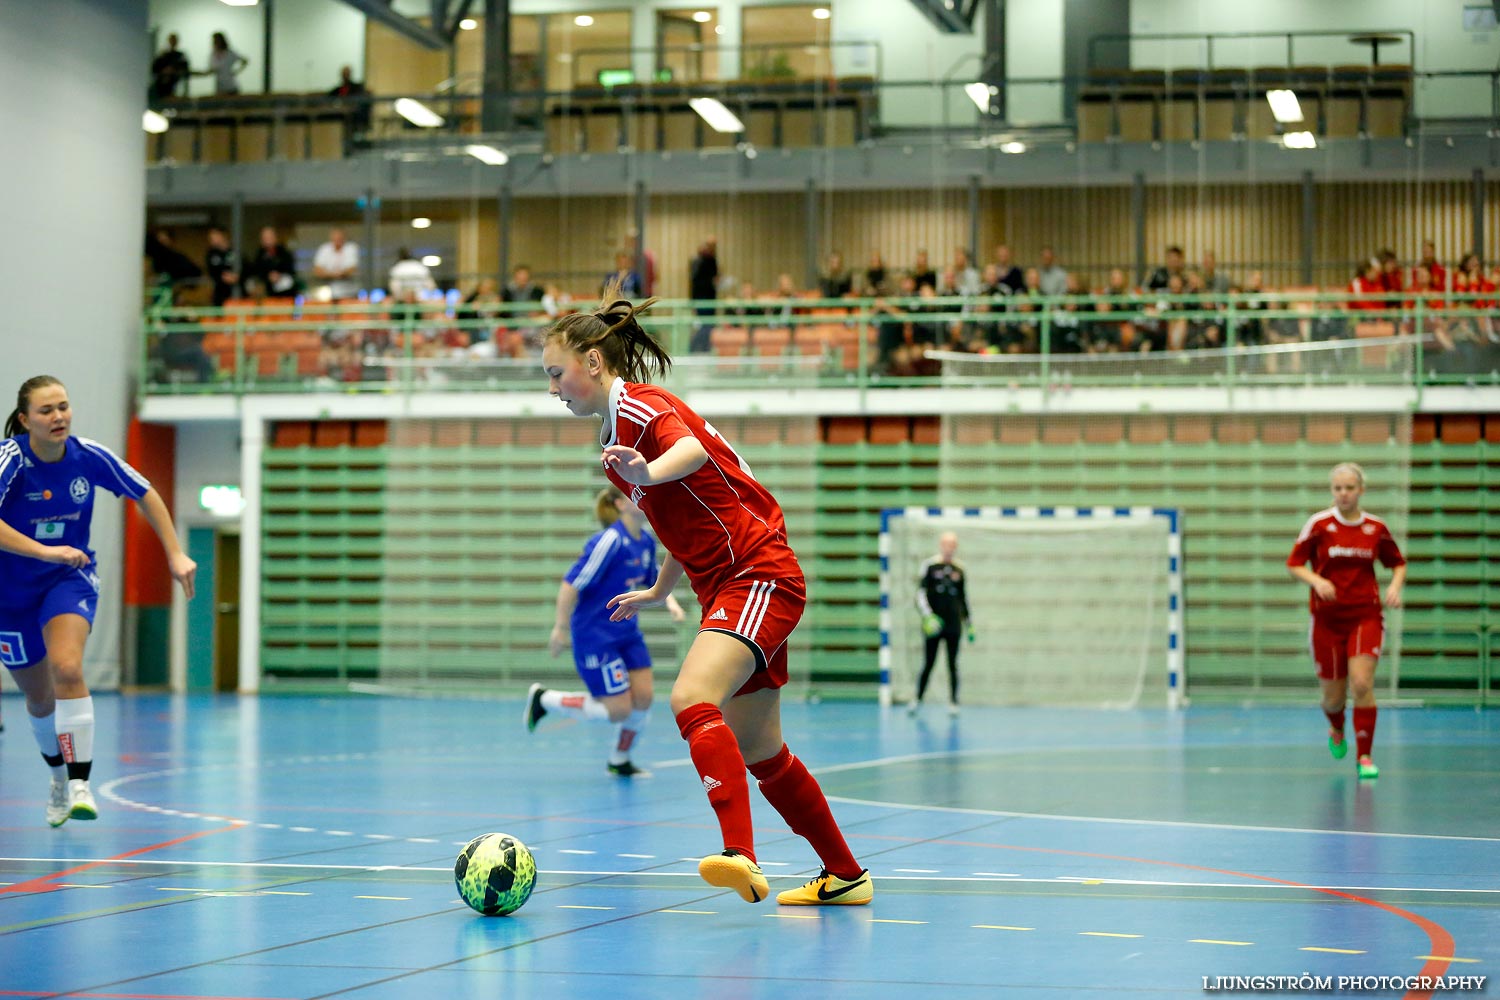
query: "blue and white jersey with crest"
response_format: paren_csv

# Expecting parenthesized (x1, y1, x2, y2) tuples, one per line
(565, 520, 660, 649)
(0, 435, 151, 593)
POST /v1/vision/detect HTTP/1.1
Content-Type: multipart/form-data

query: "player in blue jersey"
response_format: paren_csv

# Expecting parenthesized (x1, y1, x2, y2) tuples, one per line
(524, 486, 683, 776)
(0, 376, 197, 826)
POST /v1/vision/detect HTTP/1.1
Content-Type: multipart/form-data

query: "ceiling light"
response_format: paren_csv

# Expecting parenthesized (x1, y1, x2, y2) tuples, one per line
(1000, 140, 1025, 154)
(142, 109, 170, 134)
(574, 14, 594, 27)
(422, 255, 442, 267)
(219, 0, 258, 6)
(1266, 89, 1304, 124)
(393, 97, 445, 128)
(812, 7, 831, 19)
(689, 97, 745, 133)
(693, 10, 712, 21)
(1282, 130, 1317, 149)
(963, 81, 990, 113)
(715, 24, 724, 34)
(411, 217, 432, 229)
(464, 144, 509, 165)
(458, 17, 477, 30)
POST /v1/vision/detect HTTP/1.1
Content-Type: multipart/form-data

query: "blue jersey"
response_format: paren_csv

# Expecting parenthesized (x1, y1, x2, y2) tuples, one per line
(0, 435, 151, 594)
(565, 520, 660, 649)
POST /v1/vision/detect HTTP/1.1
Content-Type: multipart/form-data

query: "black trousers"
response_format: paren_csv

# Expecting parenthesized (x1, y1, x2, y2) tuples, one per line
(916, 630, 961, 704)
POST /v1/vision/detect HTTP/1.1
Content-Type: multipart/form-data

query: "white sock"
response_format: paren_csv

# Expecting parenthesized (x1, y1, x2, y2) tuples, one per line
(29, 711, 66, 781)
(54, 696, 95, 768)
(540, 690, 611, 721)
(609, 708, 650, 766)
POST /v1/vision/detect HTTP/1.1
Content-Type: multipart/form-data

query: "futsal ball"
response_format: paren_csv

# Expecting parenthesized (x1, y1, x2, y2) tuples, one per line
(455, 833, 537, 916)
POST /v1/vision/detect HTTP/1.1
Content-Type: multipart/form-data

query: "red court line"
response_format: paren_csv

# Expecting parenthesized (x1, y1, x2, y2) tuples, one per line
(0, 823, 244, 896)
(927, 835, 1456, 1000)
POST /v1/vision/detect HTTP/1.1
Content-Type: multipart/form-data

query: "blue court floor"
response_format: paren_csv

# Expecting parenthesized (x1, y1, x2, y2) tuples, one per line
(1, 692, 1496, 999)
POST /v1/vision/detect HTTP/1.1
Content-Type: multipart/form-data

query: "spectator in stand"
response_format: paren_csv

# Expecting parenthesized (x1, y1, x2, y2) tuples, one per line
(328, 65, 370, 132)
(199, 32, 248, 96)
(688, 238, 719, 353)
(1200, 249, 1232, 294)
(872, 274, 916, 373)
(389, 247, 436, 302)
(204, 226, 240, 306)
(1051, 273, 1089, 353)
(950, 248, 981, 297)
(459, 277, 503, 349)
(150, 33, 190, 102)
(767, 273, 804, 329)
(1236, 270, 1269, 348)
(1453, 253, 1495, 341)
(1417, 240, 1447, 292)
(1146, 245, 1186, 291)
(1377, 249, 1404, 305)
(819, 251, 853, 299)
(990, 244, 1025, 296)
(247, 226, 297, 298)
(144, 228, 203, 298)
(623, 229, 657, 298)
(1183, 271, 1222, 349)
(1037, 246, 1069, 298)
(499, 264, 548, 358)
(1089, 268, 1135, 352)
(155, 310, 217, 383)
(863, 251, 888, 296)
(911, 250, 937, 293)
(312, 228, 361, 300)
(1005, 268, 1043, 353)
(1347, 259, 1386, 315)
(603, 251, 643, 299)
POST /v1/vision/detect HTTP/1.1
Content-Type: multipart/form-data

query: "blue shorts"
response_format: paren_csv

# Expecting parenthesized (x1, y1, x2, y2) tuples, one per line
(572, 636, 652, 698)
(0, 567, 101, 670)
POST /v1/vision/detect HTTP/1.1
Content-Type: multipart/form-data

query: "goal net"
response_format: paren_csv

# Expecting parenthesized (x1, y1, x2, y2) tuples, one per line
(879, 506, 1183, 710)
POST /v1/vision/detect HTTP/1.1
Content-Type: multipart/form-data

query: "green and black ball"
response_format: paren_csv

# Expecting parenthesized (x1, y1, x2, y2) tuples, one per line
(455, 833, 537, 916)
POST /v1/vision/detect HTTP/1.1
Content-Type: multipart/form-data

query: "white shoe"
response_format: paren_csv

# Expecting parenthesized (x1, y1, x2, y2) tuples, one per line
(906, 701, 919, 717)
(46, 780, 70, 827)
(67, 779, 98, 821)
(947, 703, 960, 717)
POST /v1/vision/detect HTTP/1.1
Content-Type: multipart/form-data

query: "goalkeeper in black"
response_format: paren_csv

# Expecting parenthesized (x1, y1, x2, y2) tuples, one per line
(909, 531, 972, 716)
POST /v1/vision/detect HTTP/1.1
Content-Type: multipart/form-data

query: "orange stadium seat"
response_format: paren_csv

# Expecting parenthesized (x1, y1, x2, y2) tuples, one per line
(868, 416, 910, 444)
(711, 326, 748, 357)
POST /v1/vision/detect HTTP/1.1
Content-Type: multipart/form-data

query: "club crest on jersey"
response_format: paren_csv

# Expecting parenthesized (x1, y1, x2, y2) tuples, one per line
(69, 477, 90, 503)
(1362, 524, 1377, 534)
(0, 631, 28, 666)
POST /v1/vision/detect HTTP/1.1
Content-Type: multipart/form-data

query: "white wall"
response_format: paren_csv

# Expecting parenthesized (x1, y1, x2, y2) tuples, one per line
(173, 422, 243, 531)
(0, 0, 149, 689)
(149, 0, 265, 94)
(150, 0, 364, 95)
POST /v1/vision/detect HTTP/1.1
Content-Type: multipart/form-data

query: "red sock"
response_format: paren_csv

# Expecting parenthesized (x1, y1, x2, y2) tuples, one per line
(675, 703, 755, 860)
(748, 744, 862, 881)
(1353, 706, 1377, 758)
(1324, 707, 1346, 736)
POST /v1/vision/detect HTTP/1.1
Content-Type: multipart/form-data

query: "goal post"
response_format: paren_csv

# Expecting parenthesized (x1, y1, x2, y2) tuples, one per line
(878, 506, 1185, 710)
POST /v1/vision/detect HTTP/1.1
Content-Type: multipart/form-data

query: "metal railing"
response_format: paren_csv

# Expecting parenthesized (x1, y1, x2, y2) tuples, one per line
(141, 291, 1500, 399)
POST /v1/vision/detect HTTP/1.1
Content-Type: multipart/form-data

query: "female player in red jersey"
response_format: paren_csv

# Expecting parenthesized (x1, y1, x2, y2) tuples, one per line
(1286, 463, 1406, 780)
(540, 285, 872, 906)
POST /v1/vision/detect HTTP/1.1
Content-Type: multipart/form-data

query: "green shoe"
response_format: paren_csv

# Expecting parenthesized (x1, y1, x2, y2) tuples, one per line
(1328, 730, 1348, 760)
(1357, 755, 1379, 780)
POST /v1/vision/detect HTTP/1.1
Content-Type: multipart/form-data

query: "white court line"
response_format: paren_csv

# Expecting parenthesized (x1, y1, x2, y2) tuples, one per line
(4, 859, 1496, 895)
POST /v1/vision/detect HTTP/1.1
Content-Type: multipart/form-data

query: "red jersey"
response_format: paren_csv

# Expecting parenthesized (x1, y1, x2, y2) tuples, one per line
(600, 378, 802, 604)
(1287, 508, 1405, 617)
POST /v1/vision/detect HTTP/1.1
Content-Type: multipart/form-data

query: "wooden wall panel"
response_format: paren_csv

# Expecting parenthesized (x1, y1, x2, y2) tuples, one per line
(1315, 180, 1477, 282)
(1144, 183, 1302, 287)
(824, 188, 971, 285)
(984, 187, 1134, 286)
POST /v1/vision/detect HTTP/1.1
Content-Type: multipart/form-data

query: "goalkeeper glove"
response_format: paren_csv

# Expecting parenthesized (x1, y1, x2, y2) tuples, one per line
(921, 613, 943, 637)
(966, 624, 976, 644)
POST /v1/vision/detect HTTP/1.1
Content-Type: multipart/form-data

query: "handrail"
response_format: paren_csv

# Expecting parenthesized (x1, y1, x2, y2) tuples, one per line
(141, 291, 1499, 399)
(1085, 28, 1417, 72)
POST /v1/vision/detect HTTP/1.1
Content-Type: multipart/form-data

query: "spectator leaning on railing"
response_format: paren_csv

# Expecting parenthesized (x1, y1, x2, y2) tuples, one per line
(204, 226, 240, 306)
(312, 228, 361, 301)
(149, 33, 189, 102)
(248, 226, 298, 298)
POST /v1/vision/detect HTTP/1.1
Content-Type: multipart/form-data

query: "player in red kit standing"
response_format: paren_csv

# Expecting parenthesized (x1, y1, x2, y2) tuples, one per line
(1286, 463, 1406, 780)
(540, 282, 872, 906)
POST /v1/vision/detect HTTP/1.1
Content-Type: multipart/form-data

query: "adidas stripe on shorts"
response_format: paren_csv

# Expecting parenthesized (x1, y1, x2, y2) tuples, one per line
(699, 575, 807, 696)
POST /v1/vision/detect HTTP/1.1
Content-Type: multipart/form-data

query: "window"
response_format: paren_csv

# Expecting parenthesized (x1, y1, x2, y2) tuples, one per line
(656, 8, 720, 84)
(741, 4, 832, 80)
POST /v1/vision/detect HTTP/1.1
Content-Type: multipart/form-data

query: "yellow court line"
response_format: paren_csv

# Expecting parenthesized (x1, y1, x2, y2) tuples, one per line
(973, 925, 1034, 931)
(355, 895, 410, 900)
(661, 909, 717, 915)
(1080, 932, 1143, 939)
(765, 913, 820, 919)
(1190, 939, 1254, 947)
(1301, 946, 1365, 955)
(557, 905, 614, 910)
(1417, 955, 1479, 963)
(869, 918, 927, 925)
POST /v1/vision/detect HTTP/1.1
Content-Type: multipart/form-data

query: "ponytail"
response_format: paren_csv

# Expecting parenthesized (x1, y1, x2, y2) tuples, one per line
(594, 485, 625, 528)
(7, 375, 63, 438)
(544, 277, 672, 384)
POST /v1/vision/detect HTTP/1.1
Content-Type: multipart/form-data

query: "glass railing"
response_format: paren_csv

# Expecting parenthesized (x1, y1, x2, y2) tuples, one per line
(141, 291, 1499, 399)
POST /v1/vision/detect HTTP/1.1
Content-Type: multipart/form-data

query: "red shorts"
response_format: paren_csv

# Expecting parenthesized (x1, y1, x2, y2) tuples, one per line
(699, 574, 806, 697)
(1309, 612, 1384, 680)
